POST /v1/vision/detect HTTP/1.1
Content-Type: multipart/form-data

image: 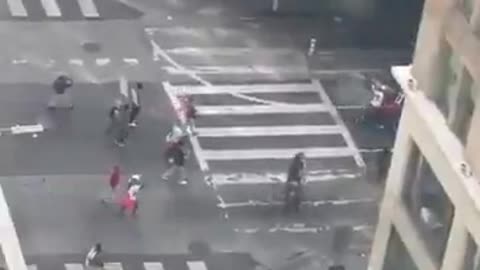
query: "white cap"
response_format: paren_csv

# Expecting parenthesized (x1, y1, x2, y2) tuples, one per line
(131, 174, 142, 180)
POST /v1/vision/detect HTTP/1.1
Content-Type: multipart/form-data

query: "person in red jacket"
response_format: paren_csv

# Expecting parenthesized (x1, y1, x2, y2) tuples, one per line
(102, 165, 120, 204)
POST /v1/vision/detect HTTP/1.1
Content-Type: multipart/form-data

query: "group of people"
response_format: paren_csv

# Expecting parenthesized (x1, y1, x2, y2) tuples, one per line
(102, 166, 144, 216)
(106, 82, 143, 147)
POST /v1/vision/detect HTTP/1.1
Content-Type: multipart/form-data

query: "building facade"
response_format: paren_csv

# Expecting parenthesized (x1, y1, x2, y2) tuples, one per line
(368, 0, 480, 269)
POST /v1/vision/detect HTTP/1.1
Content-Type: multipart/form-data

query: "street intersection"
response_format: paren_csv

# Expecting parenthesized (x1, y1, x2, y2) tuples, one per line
(0, 0, 412, 269)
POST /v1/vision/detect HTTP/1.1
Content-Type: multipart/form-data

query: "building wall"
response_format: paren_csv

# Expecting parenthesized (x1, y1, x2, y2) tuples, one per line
(368, 0, 480, 269)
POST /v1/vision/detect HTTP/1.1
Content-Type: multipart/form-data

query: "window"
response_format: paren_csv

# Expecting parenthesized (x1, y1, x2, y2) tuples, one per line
(383, 227, 419, 270)
(461, 0, 474, 21)
(463, 233, 480, 270)
(401, 144, 454, 264)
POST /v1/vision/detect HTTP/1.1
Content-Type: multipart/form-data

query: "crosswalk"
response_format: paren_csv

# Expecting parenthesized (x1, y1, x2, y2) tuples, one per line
(163, 79, 365, 186)
(28, 261, 209, 270)
(5, 0, 99, 19)
(25, 253, 254, 270)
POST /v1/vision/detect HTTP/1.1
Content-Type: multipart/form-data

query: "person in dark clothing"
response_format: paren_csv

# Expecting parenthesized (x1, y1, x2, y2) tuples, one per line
(48, 74, 74, 109)
(284, 152, 306, 213)
(181, 96, 197, 135)
(161, 140, 189, 185)
(114, 104, 130, 147)
(377, 148, 392, 183)
(128, 82, 142, 127)
(106, 100, 122, 135)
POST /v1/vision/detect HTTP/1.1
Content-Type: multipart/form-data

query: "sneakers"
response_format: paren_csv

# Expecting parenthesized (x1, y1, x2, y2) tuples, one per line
(129, 122, 137, 127)
(179, 179, 188, 185)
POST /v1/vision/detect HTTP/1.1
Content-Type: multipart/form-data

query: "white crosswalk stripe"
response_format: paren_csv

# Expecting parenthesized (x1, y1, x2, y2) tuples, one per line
(163, 80, 365, 185)
(76, 0, 99, 18)
(5, 0, 101, 18)
(40, 0, 62, 17)
(6, 0, 27, 17)
(28, 261, 211, 270)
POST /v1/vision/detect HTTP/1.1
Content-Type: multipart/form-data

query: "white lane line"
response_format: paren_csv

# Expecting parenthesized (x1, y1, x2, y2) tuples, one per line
(163, 82, 209, 171)
(187, 261, 208, 270)
(313, 80, 365, 169)
(104, 262, 123, 270)
(77, 0, 100, 18)
(310, 68, 383, 75)
(144, 262, 165, 270)
(196, 104, 329, 115)
(69, 59, 84, 66)
(202, 147, 355, 161)
(165, 47, 297, 56)
(196, 125, 343, 137)
(40, 0, 62, 17)
(218, 198, 376, 208)
(65, 264, 83, 270)
(12, 59, 28, 64)
(162, 66, 308, 75)
(6, 0, 27, 17)
(234, 224, 373, 234)
(123, 58, 139, 65)
(165, 83, 316, 95)
(96, 58, 111, 66)
(209, 172, 360, 185)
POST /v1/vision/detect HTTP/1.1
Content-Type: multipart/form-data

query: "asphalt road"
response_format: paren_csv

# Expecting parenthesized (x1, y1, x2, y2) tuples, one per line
(0, 0, 406, 269)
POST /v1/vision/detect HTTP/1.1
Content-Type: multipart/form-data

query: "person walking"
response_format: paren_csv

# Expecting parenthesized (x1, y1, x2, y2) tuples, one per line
(161, 140, 189, 185)
(128, 82, 142, 127)
(181, 96, 197, 135)
(101, 165, 121, 204)
(106, 99, 122, 135)
(85, 243, 104, 269)
(284, 152, 306, 214)
(120, 183, 141, 216)
(127, 174, 143, 190)
(114, 103, 130, 147)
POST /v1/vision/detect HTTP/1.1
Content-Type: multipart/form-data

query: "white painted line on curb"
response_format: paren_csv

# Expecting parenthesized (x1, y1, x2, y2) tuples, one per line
(6, 0, 27, 17)
(96, 58, 111, 66)
(196, 125, 343, 137)
(196, 104, 329, 115)
(202, 147, 355, 161)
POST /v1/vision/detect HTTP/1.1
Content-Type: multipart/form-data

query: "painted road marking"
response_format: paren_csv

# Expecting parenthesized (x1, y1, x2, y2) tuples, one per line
(104, 262, 123, 270)
(77, 0, 100, 18)
(314, 80, 365, 169)
(163, 66, 308, 75)
(166, 83, 316, 95)
(196, 104, 329, 115)
(165, 47, 297, 56)
(96, 58, 111, 66)
(123, 58, 139, 65)
(40, 0, 62, 17)
(234, 224, 373, 234)
(209, 172, 361, 185)
(187, 261, 208, 270)
(144, 262, 165, 270)
(196, 125, 344, 137)
(218, 198, 376, 208)
(202, 147, 355, 161)
(69, 59, 84, 66)
(65, 264, 84, 270)
(6, 0, 27, 17)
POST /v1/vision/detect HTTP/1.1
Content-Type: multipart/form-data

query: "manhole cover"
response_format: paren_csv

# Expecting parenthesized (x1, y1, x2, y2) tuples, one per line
(82, 42, 101, 53)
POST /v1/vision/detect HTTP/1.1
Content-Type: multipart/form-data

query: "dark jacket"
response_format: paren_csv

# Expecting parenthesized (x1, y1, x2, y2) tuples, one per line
(53, 75, 73, 94)
(287, 157, 305, 183)
(165, 144, 186, 166)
